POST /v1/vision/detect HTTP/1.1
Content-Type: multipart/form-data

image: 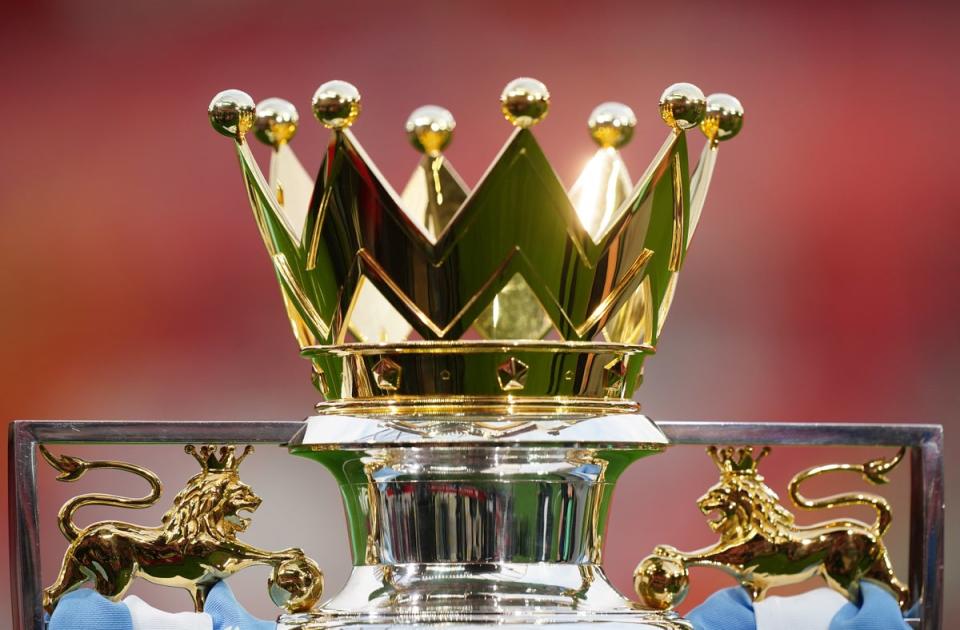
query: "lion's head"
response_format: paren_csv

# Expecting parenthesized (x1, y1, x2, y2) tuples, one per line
(162, 471, 262, 541)
(697, 469, 796, 543)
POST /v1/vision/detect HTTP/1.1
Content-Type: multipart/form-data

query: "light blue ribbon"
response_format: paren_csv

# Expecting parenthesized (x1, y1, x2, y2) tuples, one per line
(688, 582, 910, 630)
(47, 582, 276, 630)
(48, 588, 133, 630)
(204, 581, 275, 630)
(47, 580, 911, 630)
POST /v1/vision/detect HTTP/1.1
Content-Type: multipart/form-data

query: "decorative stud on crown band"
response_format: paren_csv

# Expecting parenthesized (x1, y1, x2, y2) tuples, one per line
(208, 77, 743, 413)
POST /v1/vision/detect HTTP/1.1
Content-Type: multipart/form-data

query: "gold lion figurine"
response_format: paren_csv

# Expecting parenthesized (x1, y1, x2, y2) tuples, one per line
(635, 445, 908, 611)
(41, 444, 323, 613)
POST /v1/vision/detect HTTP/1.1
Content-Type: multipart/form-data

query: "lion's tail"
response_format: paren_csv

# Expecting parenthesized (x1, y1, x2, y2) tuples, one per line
(40, 446, 163, 542)
(787, 447, 905, 538)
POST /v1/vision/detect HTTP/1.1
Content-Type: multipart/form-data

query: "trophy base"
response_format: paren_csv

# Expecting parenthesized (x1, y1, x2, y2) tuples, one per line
(277, 563, 691, 629)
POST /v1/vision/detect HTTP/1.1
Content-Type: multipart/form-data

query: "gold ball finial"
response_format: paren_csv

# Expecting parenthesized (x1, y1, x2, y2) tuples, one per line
(312, 80, 361, 130)
(500, 77, 550, 128)
(208, 89, 255, 140)
(700, 93, 744, 143)
(405, 105, 456, 156)
(254, 98, 299, 148)
(588, 102, 637, 149)
(658, 83, 706, 131)
(269, 555, 324, 613)
(634, 554, 689, 611)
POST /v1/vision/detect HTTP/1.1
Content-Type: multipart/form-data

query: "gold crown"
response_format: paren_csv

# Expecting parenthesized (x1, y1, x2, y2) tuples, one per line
(209, 78, 743, 415)
(185, 445, 253, 473)
(708, 445, 770, 475)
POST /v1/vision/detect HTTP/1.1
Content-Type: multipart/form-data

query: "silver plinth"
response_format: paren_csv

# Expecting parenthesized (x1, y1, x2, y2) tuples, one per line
(281, 413, 690, 628)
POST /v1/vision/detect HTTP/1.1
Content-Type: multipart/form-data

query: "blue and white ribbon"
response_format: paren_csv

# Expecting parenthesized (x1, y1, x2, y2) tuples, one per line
(688, 582, 911, 630)
(47, 580, 910, 630)
(48, 582, 273, 630)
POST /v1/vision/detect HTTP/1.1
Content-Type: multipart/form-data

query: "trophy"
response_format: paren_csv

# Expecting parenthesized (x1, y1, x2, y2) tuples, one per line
(8, 77, 944, 630)
(204, 77, 742, 628)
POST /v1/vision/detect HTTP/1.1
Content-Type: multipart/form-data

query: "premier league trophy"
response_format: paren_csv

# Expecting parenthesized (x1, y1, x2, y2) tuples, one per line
(8, 77, 943, 630)
(206, 77, 740, 628)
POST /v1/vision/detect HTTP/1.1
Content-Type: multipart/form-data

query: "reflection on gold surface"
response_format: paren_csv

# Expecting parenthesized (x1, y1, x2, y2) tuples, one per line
(635, 447, 909, 610)
(41, 445, 323, 614)
(211, 80, 742, 401)
(604, 277, 652, 345)
(474, 274, 554, 340)
(570, 148, 632, 242)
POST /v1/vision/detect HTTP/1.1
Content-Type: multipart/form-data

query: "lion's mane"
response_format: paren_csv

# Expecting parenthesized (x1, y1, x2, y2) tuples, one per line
(722, 474, 797, 542)
(161, 472, 235, 541)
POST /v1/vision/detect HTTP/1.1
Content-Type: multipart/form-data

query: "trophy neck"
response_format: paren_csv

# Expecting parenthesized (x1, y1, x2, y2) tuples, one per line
(290, 412, 665, 567)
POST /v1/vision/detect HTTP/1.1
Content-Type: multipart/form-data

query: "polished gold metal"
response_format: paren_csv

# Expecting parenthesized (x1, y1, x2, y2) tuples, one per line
(208, 90, 255, 140)
(588, 102, 637, 149)
(405, 105, 455, 156)
(41, 445, 323, 613)
(312, 80, 361, 129)
(658, 83, 706, 131)
(303, 340, 648, 408)
(700, 93, 744, 144)
(371, 357, 402, 391)
(571, 103, 635, 241)
(311, 395, 642, 418)
(496, 356, 529, 391)
(212, 79, 742, 405)
(635, 446, 909, 610)
(255, 98, 299, 148)
(473, 274, 554, 340)
(269, 556, 324, 613)
(603, 358, 628, 397)
(500, 77, 550, 128)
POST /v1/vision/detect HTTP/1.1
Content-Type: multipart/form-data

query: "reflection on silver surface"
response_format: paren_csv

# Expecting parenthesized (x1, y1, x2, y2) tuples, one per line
(278, 564, 689, 628)
(285, 412, 684, 627)
(292, 412, 668, 448)
(350, 448, 613, 565)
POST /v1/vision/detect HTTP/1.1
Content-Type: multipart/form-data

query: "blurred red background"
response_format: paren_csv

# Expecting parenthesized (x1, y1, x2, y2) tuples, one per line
(1, 0, 957, 624)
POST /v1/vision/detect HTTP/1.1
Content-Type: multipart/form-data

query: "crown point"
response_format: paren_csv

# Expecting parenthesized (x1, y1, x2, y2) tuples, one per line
(700, 93, 744, 143)
(208, 89, 255, 140)
(658, 83, 706, 131)
(405, 105, 455, 156)
(500, 77, 550, 128)
(588, 102, 637, 149)
(312, 80, 361, 130)
(254, 98, 299, 148)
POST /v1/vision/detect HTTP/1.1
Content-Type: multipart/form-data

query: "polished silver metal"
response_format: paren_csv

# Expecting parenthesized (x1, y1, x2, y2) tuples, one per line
(279, 564, 689, 628)
(286, 413, 673, 627)
(9, 420, 943, 629)
(291, 412, 668, 448)
(355, 447, 614, 565)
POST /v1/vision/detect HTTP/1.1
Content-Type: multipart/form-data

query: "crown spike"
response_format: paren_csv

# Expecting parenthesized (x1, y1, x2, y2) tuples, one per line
(686, 92, 744, 245)
(500, 77, 550, 128)
(707, 446, 724, 470)
(571, 102, 635, 242)
(755, 446, 771, 464)
(312, 80, 361, 130)
(236, 444, 254, 464)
